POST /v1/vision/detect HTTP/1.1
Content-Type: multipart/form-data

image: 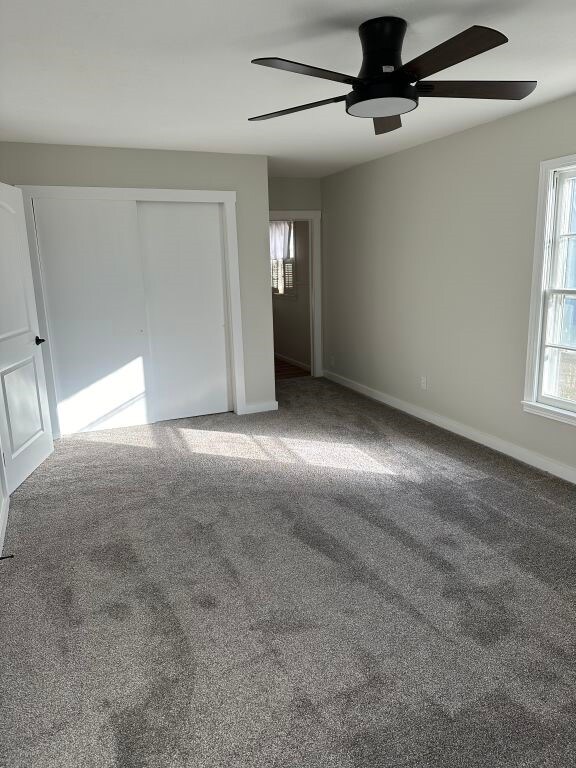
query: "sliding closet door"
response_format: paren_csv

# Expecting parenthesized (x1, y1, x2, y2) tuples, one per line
(32, 196, 232, 434)
(33, 198, 149, 434)
(137, 202, 230, 421)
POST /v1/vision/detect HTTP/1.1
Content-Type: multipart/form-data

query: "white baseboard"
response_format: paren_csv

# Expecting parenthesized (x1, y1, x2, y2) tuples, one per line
(274, 353, 311, 372)
(236, 400, 279, 416)
(0, 494, 9, 556)
(324, 370, 576, 485)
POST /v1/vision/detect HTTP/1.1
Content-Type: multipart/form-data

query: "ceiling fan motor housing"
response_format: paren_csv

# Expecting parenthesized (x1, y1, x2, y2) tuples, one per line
(347, 16, 418, 118)
(357, 16, 407, 78)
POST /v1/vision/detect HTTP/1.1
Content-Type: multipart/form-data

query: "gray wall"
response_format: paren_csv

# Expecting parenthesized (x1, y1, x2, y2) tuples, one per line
(322, 93, 576, 472)
(0, 143, 276, 408)
(268, 177, 321, 211)
(272, 221, 311, 368)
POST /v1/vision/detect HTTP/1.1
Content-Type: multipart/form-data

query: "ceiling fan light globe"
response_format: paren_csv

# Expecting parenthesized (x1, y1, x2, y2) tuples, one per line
(346, 81, 419, 119)
(347, 96, 417, 118)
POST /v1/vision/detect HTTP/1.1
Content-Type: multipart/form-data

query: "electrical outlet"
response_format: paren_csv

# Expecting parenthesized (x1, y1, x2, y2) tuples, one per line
(420, 376, 428, 391)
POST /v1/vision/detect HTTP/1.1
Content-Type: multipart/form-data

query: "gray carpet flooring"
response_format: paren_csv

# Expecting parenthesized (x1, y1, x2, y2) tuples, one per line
(1, 378, 575, 767)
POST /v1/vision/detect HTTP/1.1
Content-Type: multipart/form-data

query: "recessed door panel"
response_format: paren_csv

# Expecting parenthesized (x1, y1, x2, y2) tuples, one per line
(0, 204, 30, 341)
(2, 358, 43, 454)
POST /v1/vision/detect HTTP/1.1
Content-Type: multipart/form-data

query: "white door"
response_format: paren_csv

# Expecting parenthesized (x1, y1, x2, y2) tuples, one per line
(31, 196, 231, 434)
(32, 198, 150, 434)
(0, 183, 53, 493)
(137, 201, 230, 421)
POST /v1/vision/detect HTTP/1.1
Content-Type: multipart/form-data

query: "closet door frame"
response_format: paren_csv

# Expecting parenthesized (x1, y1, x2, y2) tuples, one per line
(20, 186, 247, 436)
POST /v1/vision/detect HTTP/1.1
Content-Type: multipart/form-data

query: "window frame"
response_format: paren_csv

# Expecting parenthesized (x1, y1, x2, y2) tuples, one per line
(524, 153, 576, 426)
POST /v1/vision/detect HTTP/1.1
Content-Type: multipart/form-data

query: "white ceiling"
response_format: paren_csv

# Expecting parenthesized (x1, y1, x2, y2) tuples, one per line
(1, 0, 576, 177)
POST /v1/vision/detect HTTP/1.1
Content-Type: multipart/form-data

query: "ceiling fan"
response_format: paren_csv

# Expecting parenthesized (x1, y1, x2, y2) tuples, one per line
(249, 16, 536, 134)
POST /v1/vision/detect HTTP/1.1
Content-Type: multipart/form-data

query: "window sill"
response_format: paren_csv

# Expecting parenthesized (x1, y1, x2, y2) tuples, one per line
(522, 400, 576, 427)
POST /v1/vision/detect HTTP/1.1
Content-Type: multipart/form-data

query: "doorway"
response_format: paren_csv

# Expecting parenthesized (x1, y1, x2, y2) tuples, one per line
(269, 211, 322, 381)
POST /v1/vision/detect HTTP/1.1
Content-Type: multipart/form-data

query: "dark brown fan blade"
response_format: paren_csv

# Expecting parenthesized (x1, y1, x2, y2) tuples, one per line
(400, 26, 508, 82)
(417, 80, 536, 100)
(252, 57, 359, 85)
(373, 115, 402, 134)
(249, 95, 346, 121)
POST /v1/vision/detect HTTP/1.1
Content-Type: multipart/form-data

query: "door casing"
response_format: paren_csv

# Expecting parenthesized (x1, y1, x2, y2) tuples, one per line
(269, 210, 322, 377)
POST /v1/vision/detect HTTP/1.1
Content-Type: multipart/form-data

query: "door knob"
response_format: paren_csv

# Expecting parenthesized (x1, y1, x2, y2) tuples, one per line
(35, 336, 46, 345)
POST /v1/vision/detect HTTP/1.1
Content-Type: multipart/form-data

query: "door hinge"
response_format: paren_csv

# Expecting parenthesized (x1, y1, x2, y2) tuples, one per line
(2, 451, 5, 467)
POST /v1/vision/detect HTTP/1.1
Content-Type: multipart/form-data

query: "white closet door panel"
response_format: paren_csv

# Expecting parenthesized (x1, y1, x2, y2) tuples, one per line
(33, 198, 149, 434)
(137, 202, 230, 421)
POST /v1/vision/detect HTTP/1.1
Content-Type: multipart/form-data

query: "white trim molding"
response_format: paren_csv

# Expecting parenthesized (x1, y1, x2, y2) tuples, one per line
(270, 210, 322, 377)
(20, 185, 249, 427)
(236, 400, 279, 416)
(522, 399, 576, 427)
(19, 187, 237, 204)
(0, 494, 9, 556)
(325, 370, 576, 485)
(524, 153, 576, 427)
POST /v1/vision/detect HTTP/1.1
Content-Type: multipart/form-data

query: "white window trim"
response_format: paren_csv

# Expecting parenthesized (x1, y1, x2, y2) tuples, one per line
(523, 154, 576, 426)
